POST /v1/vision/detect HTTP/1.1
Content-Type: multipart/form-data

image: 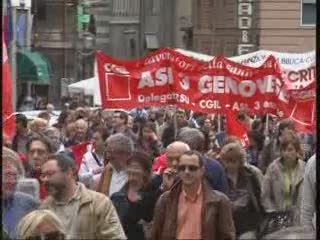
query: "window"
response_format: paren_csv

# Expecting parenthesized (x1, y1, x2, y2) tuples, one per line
(301, 0, 316, 26)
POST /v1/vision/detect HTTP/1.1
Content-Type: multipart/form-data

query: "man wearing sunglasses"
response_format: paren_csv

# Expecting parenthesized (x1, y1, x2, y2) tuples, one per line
(152, 150, 236, 240)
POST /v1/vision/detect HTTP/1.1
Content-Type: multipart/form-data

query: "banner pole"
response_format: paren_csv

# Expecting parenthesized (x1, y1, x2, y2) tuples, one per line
(218, 114, 221, 133)
(264, 114, 269, 136)
(173, 105, 178, 140)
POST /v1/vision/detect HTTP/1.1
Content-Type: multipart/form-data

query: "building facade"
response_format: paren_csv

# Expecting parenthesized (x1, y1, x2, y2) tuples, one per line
(31, 0, 78, 107)
(192, 0, 316, 56)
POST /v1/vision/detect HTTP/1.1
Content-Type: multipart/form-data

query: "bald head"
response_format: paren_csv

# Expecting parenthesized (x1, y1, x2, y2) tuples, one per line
(74, 119, 88, 142)
(166, 141, 190, 169)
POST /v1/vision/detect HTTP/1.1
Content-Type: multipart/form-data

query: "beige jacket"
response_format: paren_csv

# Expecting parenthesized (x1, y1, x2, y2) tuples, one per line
(261, 158, 305, 224)
(40, 183, 126, 239)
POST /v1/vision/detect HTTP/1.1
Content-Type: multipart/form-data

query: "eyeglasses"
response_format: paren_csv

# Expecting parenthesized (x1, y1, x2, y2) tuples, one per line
(26, 232, 65, 240)
(177, 165, 200, 172)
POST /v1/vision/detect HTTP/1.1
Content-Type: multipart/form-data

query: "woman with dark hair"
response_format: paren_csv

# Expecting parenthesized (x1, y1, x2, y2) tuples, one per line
(111, 151, 162, 240)
(261, 130, 305, 233)
(136, 121, 162, 161)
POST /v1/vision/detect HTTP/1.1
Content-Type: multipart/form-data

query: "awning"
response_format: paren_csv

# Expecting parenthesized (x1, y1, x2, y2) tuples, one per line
(68, 77, 101, 106)
(17, 49, 52, 85)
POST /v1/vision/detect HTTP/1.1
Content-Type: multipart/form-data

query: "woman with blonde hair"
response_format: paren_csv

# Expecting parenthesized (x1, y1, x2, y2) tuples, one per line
(220, 142, 264, 239)
(17, 210, 66, 240)
(3, 147, 39, 240)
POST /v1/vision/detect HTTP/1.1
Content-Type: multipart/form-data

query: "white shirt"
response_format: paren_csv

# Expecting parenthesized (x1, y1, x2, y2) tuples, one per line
(109, 168, 128, 197)
(78, 150, 104, 189)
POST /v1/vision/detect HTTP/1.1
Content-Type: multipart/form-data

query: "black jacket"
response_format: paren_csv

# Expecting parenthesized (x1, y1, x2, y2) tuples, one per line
(110, 176, 162, 240)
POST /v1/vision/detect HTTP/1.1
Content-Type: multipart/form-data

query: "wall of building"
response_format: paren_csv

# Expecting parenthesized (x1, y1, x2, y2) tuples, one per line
(257, 0, 315, 52)
(32, 0, 77, 107)
(192, 0, 315, 56)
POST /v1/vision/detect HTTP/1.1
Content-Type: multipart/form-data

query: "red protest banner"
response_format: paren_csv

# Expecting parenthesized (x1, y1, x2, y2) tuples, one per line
(96, 48, 315, 133)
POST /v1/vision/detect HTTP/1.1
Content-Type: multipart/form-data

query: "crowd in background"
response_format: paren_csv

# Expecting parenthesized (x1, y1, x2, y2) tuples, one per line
(2, 102, 316, 240)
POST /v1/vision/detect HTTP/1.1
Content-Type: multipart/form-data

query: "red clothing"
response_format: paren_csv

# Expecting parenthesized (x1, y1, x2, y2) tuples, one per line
(152, 154, 167, 174)
(30, 170, 48, 200)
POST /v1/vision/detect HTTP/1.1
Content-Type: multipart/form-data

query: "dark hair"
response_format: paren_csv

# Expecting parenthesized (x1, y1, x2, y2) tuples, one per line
(115, 110, 128, 125)
(47, 153, 77, 175)
(26, 134, 55, 154)
(15, 114, 28, 128)
(278, 119, 296, 136)
(38, 111, 50, 120)
(251, 118, 262, 131)
(57, 110, 72, 125)
(248, 130, 265, 151)
(129, 151, 152, 174)
(139, 120, 157, 139)
(92, 127, 110, 142)
(280, 130, 302, 154)
(178, 150, 204, 167)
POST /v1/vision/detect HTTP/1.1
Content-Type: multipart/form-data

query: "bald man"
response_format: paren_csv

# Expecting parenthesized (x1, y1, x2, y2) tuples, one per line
(65, 119, 89, 147)
(159, 141, 190, 191)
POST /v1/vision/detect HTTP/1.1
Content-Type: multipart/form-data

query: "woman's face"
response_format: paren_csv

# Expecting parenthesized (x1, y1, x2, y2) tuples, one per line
(142, 127, 153, 140)
(220, 150, 241, 173)
(127, 162, 148, 188)
(281, 143, 298, 164)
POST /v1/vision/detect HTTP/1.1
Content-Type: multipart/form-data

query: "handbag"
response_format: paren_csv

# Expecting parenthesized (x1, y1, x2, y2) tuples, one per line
(257, 210, 294, 240)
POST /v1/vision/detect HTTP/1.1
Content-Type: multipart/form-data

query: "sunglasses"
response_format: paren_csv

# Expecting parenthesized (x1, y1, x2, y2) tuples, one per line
(177, 165, 200, 172)
(26, 232, 65, 240)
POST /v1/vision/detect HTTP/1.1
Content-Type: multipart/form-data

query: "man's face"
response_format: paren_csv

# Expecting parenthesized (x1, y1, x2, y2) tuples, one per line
(3, 161, 18, 199)
(41, 160, 68, 199)
(92, 132, 104, 152)
(16, 121, 25, 132)
(112, 112, 124, 128)
(176, 111, 186, 126)
(28, 140, 49, 172)
(105, 143, 127, 169)
(177, 154, 203, 186)
(75, 122, 88, 141)
(47, 131, 61, 151)
(166, 147, 184, 170)
(127, 116, 134, 129)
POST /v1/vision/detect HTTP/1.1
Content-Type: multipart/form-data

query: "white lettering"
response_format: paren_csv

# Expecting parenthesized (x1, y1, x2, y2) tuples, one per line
(238, 80, 256, 97)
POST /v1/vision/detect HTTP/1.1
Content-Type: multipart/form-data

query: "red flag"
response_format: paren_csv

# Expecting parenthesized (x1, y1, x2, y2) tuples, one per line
(70, 142, 91, 172)
(152, 153, 167, 174)
(2, 35, 16, 138)
(226, 109, 249, 148)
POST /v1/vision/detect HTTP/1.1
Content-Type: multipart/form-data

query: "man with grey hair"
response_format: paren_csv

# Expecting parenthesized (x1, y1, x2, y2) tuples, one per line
(65, 118, 89, 147)
(97, 133, 134, 196)
(177, 127, 228, 193)
(44, 127, 65, 153)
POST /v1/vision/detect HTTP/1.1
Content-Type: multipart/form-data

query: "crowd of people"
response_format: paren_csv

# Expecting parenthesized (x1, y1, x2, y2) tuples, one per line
(2, 103, 316, 240)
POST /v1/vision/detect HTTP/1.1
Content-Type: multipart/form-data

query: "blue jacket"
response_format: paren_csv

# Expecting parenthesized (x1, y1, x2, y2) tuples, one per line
(203, 156, 228, 193)
(3, 192, 39, 239)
